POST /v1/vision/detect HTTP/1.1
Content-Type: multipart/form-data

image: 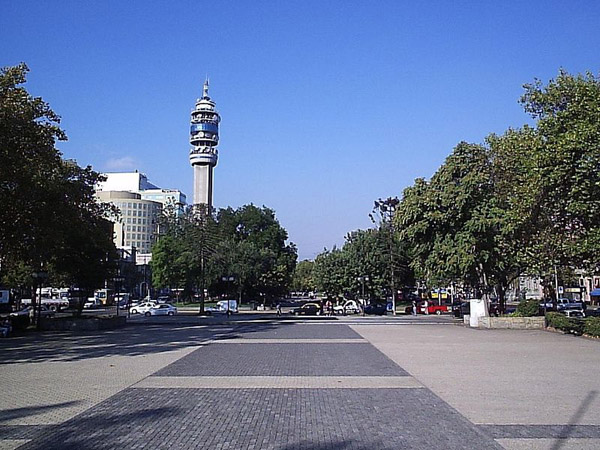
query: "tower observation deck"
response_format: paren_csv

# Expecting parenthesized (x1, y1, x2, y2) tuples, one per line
(189, 79, 220, 208)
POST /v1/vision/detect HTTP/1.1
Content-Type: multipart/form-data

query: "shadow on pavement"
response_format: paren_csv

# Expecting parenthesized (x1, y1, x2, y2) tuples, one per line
(550, 390, 598, 450)
(0, 400, 83, 423)
(0, 319, 286, 364)
(18, 406, 180, 450)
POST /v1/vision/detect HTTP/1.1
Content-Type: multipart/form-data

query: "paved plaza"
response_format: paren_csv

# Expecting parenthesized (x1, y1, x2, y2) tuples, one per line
(1, 314, 599, 449)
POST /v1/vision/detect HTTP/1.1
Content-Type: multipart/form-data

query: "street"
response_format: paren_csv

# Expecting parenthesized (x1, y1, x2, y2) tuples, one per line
(1, 315, 599, 449)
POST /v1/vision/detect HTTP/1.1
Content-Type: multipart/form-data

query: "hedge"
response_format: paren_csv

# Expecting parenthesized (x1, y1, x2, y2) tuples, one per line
(545, 312, 600, 337)
(584, 317, 600, 337)
(513, 299, 542, 317)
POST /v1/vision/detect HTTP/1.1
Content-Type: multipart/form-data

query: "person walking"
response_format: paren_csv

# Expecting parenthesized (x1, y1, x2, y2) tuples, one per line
(412, 300, 417, 316)
(276, 302, 282, 317)
(325, 299, 333, 316)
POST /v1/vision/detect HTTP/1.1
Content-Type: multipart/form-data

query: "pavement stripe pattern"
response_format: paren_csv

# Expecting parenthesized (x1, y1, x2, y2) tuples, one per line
(6, 322, 507, 449)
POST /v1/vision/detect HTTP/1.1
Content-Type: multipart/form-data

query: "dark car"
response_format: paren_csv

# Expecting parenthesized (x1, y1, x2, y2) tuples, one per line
(452, 302, 469, 317)
(364, 303, 387, 315)
(289, 303, 321, 315)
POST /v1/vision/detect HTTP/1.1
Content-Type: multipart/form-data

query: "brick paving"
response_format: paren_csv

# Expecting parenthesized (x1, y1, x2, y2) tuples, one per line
(2, 320, 507, 449)
(15, 388, 501, 449)
(6, 318, 596, 449)
(154, 343, 408, 377)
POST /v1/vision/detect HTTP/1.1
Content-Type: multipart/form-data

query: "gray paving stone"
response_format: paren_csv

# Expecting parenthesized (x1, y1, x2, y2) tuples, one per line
(235, 324, 364, 340)
(0, 425, 48, 440)
(154, 343, 408, 377)
(478, 424, 600, 439)
(17, 388, 503, 449)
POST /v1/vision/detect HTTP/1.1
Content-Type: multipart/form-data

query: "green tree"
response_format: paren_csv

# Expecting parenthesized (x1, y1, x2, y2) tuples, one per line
(292, 260, 315, 293)
(213, 205, 297, 303)
(519, 71, 600, 273)
(151, 204, 219, 314)
(0, 63, 117, 314)
(396, 142, 519, 306)
(370, 197, 413, 313)
(312, 247, 348, 298)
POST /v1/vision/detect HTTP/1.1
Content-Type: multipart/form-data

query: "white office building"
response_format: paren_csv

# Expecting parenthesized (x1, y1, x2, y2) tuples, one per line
(96, 191, 162, 254)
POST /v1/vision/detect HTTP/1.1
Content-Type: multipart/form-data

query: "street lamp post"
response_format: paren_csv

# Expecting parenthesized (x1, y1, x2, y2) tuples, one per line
(112, 270, 125, 317)
(222, 276, 235, 317)
(32, 270, 48, 330)
(358, 276, 369, 316)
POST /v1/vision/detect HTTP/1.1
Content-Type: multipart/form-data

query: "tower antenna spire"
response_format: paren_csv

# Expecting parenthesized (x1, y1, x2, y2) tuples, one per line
(203, 77, 210, 99)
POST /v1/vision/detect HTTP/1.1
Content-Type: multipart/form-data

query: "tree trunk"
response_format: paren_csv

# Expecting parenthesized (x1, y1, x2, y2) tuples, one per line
(497, 283, 506, 314)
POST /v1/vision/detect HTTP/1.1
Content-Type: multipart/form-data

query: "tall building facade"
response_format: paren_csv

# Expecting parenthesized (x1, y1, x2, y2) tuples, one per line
(96, 191, 162, 254)
(97, 171, 187, 212)
(95, 171, 186, 259)
(189, 80, 220, 207)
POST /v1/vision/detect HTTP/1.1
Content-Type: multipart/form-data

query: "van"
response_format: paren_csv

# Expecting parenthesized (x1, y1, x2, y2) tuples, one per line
(213, 300, 238, 313)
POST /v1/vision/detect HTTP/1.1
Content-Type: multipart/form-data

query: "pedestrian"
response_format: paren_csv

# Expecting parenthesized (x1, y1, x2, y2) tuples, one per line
(412, 300, 417, 316)
(276, 302, 282, 316)
(326, 299, 333, 316)
(423, 298, 429, 315)
(0, 318, 11, 338)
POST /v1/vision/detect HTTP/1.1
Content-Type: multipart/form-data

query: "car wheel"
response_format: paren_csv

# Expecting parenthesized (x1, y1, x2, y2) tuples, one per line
(435, 310, 442, 315)
(168, 311, 174, 316)
(144, 312, 151, 317)
(131, 309, 137, 314)
(49, 305, 57, 312)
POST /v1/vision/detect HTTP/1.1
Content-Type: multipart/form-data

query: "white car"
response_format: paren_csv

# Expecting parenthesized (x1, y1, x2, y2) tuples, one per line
(563, 309, 585, 318)
(145, 304, 177, 316)
(83, 299, 104, 309)
(130, 302, 157, 314)
(333, 300, 361, 315)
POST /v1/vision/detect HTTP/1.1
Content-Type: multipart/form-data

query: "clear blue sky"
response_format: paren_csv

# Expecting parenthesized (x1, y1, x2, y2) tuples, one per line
(2, 1, 599, 260)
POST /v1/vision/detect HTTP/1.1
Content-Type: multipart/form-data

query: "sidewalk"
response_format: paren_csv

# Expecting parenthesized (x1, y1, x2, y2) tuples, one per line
(1, 318, 599, 449)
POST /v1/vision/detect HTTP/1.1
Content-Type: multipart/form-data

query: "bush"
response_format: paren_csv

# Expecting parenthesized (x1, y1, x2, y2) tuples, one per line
(514, 299, 541, 317)
(584, 317, 600, 337)
(545, 312, 584, 335)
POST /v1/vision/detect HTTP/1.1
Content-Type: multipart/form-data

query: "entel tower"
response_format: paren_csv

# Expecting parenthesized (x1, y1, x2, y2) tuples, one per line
(189, 79, 220, 208)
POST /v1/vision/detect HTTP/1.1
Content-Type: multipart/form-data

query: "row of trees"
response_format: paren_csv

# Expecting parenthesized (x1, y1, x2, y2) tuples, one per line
(0, 64, 118, 313)
(294, 70, 600, 311)
(395, 70, 600, 308)
(150, 203, 297, 312)
(292, 199, 414, 302)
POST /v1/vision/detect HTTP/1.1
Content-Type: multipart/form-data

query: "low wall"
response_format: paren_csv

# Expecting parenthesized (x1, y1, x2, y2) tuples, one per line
(40, 315, 127, 332)
(478, 316, 545, 330)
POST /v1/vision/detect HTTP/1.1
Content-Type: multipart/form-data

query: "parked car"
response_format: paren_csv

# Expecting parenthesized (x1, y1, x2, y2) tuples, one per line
(130, 302, 157, 315)
(541, 298, 583, 311)
(364, 303, 387, 315)
(452, 302, 469, 317)
(422, 302, 449, 315)
(83, 299, 104, 309)
(289, 303, 321, 315)
(145, 304, 177, 316)
(333, 300, 361, 315)
(12, 305, 55, 319)
(561, 309, 585, 318)
(585, 309, 600, 317)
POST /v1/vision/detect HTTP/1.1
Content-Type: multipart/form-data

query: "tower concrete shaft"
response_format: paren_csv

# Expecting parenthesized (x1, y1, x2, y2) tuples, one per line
(189, 79, 220, 208)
